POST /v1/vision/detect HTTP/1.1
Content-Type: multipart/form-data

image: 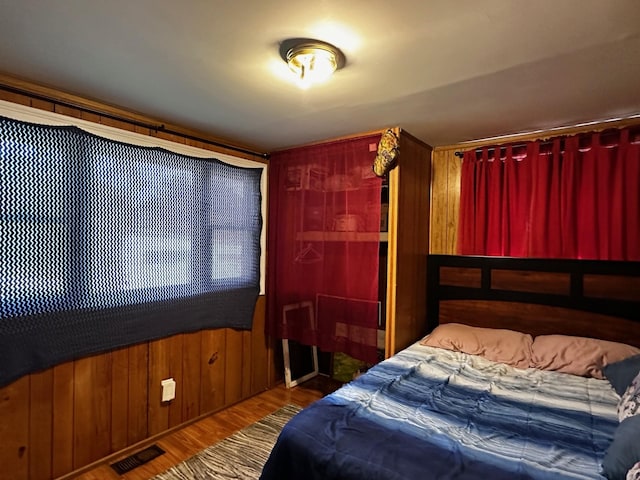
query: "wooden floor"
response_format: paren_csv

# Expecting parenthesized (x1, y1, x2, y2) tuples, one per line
(72, 376, 340, 480)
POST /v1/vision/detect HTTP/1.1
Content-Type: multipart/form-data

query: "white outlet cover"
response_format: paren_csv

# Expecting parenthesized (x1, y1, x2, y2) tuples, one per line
(161, 378, 176, 402)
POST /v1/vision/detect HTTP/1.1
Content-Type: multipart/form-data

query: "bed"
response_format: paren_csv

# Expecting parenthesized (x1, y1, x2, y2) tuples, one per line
(260, 255, 640, 480)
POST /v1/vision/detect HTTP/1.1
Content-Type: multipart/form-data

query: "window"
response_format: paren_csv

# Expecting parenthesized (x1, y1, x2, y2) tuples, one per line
(2, 125, 261, 315)
(0, 111, 264, 387)
(208, 171, 260, 286)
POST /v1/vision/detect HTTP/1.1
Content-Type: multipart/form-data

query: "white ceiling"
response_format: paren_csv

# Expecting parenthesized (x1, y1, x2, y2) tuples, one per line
(1, 0, 639, 153)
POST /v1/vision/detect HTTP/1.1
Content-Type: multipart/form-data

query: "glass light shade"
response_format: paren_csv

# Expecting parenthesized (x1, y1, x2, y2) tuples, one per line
(287, 47, 337, 86)
(280, 39, 345, 89)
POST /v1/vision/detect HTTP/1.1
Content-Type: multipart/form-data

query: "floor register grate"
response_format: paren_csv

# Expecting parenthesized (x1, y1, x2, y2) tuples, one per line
(110, 444, 166, 475)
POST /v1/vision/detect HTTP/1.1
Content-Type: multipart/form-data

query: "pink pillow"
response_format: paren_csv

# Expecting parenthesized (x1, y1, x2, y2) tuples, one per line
(420, 323, 533, 369)
(531, 335, 640, 379)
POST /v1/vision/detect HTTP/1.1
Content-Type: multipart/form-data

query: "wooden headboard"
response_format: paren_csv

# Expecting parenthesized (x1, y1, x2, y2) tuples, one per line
(427, 255, 640, 348)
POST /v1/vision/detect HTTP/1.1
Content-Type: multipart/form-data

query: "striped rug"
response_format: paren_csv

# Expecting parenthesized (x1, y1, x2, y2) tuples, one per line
(152, 404, 301, 480)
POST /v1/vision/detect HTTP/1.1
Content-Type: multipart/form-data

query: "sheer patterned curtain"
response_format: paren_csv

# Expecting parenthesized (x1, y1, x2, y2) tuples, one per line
(0, 115, 262, 387)
(458, 126, 640, 260)
(267, 134, 382, 364)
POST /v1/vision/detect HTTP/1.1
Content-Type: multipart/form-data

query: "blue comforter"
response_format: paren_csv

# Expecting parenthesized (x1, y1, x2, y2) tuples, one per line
(261, 344, 619, 480)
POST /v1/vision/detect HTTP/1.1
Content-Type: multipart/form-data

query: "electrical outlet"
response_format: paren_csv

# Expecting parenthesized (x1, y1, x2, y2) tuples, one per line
(161, 378, 176, 402)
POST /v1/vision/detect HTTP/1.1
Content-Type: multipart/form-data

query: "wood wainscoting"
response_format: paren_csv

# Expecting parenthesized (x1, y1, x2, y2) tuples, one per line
(0, 297, 279, 480)
(75, 376, 340, 480)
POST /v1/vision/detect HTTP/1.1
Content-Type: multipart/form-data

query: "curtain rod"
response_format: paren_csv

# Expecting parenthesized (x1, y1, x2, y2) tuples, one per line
(453, 122, 640, 158)
(454, 145, 527, 158)
(454, 138, 564, 158)
(0, 83, 269, 160)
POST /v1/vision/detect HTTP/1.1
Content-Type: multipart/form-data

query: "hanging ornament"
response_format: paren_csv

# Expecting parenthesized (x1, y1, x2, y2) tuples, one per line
(372, 129, 399, 177)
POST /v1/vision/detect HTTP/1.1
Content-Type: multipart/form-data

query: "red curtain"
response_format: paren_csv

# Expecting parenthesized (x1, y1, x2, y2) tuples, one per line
(458, 144, 533, 256)
(458, 127, 640, 260)
(267, 135, 382, 364)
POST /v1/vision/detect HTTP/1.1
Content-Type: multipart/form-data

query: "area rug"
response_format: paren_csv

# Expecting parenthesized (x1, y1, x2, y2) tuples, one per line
(151, 404, 301, 480)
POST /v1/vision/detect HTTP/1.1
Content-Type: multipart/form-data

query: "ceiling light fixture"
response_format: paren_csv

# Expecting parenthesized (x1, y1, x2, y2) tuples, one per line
(279, 38, 346, 89)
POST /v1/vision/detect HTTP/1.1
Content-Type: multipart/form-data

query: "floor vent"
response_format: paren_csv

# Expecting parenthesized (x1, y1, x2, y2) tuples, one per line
(110, 444, 165, 475)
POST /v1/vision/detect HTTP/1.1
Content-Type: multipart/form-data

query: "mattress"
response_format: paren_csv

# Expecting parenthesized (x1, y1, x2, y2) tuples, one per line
(260, 343, 619, 480)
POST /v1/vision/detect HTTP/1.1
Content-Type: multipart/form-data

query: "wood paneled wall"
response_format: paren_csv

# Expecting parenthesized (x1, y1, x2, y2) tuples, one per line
(0, 74, 266, 162)
(0, 298, 276, 480)
(0, 81, 277, 480)
(429, 148, 461, 255)
(429, 117, 640, 255)
(385, 130, 432, 354)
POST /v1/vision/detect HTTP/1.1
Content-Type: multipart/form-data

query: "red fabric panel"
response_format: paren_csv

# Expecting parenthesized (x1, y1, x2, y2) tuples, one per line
(530, 139, 564, 257)
(566, 130, 638, 260)
(458, 145, 533, 256)
(485, 149, 504, 256)
(457, 151, 479, 255)
(623, 131, 640, 260)
(575, 134, 599, 259)
(560, 136, 579, 257)
(457, 126, 639, 261)
(504, 145, 532, 257)
(266, 135, 382, 364)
